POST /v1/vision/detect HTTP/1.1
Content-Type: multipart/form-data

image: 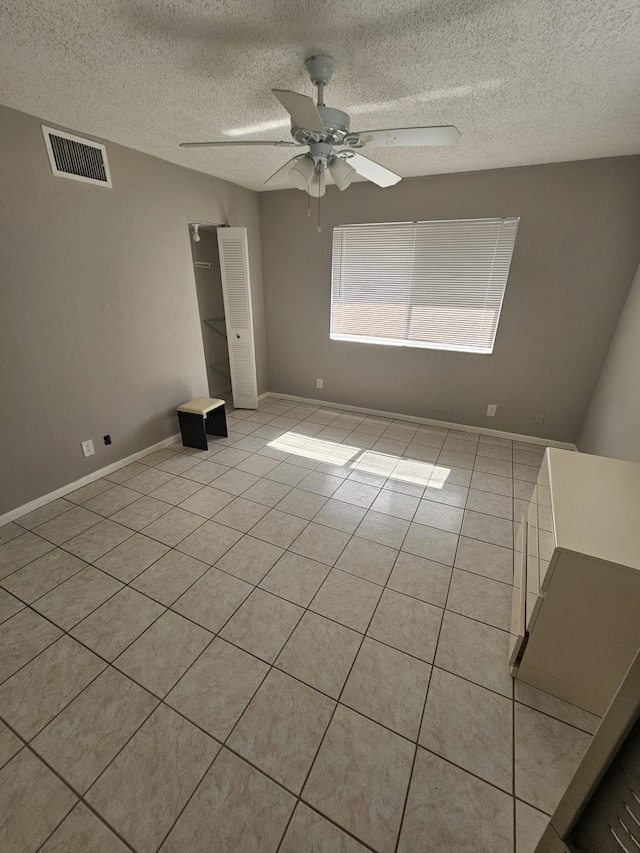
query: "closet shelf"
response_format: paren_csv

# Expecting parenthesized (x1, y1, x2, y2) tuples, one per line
(203, 317, 227, 339)
(209, 358, 231, 379)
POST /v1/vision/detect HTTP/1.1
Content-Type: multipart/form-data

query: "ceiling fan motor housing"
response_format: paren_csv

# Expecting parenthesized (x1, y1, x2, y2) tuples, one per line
(308, 141, 334, 172)
(290, 105, 351, 146)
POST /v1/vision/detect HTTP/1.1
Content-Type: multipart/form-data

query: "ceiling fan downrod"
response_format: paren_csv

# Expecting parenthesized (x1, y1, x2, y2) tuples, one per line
(305, 55, 336, 109)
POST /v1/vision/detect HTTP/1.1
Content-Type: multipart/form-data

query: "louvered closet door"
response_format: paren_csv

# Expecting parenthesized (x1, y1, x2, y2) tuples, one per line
(217, 227, 258, 409)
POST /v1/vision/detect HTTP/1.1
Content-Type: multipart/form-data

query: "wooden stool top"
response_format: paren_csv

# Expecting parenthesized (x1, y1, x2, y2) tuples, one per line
(177, 397, 226, 416)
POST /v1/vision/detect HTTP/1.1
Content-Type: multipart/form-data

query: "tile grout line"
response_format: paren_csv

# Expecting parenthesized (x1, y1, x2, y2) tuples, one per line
(3, 550, 593, 771)
(273, 515, 399, 853)
(130, 732, 223, 853)
(468, 437, 517, 853)
(1, 536, 282, 851)
(0, 403, 559, 849)
(2, 455, 282, 635)
(0, 602, 172, 743)
(391, 475, 468, 853)
(0, 494, 271, 689)
(0, 626, 559, 850)
(0, 497, 255, 712)
(37, 488, 516, 580)
(7, 418, 536, 530)
(1, 432, 581, 732)
(2, 436, 587, 736)
(33, 791, 138, 853)
(276, 455, 456, 850)
(183, 408, 542, 843)
(0, 400, 540, 533)
(145, 476, 372, 851)
(2, 709, 152, 853)
(6, 450, 527, 586)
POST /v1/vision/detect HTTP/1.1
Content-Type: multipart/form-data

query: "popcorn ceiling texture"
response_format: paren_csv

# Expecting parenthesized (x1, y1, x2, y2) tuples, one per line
(0, 0, 638, 191)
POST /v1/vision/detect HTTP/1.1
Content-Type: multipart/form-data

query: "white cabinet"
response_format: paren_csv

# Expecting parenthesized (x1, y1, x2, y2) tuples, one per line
(510, 448, 640, 716)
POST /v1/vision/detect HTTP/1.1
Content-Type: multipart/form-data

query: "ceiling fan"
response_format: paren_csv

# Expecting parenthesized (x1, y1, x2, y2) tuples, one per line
(180, 56, 461, 195)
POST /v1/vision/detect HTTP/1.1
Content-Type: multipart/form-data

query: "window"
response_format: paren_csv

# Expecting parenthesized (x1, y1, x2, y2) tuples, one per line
(330, 217, 519, 354)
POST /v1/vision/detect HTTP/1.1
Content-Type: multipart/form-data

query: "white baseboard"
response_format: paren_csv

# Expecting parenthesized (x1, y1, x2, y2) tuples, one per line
(3, 393, 576, 530)
(1, 433, 181, 528)
(263, 392, 577, 451)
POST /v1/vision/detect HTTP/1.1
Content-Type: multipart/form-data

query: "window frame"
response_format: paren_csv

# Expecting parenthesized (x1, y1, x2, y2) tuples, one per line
(329, 217, 519, 355)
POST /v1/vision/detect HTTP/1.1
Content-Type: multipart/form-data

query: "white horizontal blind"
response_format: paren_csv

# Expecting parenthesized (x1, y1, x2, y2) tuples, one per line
(330, 217, 519, 354)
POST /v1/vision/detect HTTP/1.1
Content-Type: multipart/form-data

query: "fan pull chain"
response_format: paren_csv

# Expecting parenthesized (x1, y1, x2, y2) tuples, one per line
(317, 193, 322, 233)
(307, 192, 311, 217)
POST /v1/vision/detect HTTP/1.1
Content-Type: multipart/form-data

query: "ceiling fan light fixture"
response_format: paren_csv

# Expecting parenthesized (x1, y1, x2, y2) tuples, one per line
(329, 156, 356, 191)
(307, 170, 326, 198)
(180, 56, 460, 206)
(289, 155, 315, 190)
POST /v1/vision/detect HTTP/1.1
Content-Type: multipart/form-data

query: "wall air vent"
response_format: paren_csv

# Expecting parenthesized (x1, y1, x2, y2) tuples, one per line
(41, 125, 112, 188)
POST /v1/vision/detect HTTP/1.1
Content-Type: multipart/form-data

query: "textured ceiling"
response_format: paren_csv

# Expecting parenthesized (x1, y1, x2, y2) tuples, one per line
(1, 0, 639, 192)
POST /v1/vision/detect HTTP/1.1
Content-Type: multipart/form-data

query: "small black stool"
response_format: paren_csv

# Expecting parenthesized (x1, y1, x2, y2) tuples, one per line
(177, 397, 228, 450)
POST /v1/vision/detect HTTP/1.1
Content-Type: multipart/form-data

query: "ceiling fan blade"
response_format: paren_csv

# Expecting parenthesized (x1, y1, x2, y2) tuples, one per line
(179, 140, 298, 148)
(272, 89, 325, 134)
(342, 152, 401, 188)
(264, 156, 303, 185)
(356, 126, 461, 148)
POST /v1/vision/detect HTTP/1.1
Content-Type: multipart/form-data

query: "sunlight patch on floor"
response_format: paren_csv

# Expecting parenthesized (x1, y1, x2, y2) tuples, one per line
(350, 451, 398, 477)
(268, 432, 360, 465)
(425, 464, 453, 490)
(269, 432, 451, 489)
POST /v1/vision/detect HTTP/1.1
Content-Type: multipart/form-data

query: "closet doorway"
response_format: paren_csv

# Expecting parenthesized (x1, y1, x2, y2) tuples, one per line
(188, 223, 231, 403)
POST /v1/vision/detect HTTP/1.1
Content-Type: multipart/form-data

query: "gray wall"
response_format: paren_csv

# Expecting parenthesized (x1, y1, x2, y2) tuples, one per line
(260, 157, 640, 443)
(577, 262, 640, 462)
(0, 105, 267, 514)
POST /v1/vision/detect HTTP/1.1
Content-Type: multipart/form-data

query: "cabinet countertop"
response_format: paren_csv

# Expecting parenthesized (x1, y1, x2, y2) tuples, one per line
(547, 448, 640, 573)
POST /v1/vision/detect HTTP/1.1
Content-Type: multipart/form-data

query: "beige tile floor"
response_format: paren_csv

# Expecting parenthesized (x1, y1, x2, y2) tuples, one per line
(0, 396, 600, 853)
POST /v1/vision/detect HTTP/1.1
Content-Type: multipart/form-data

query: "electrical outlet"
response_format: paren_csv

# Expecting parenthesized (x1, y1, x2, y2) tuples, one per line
(316, 378, 324, 389)
(534, 412, 545, 425)
(81, 439, 95, 458)
(486, 404, 497, 417)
